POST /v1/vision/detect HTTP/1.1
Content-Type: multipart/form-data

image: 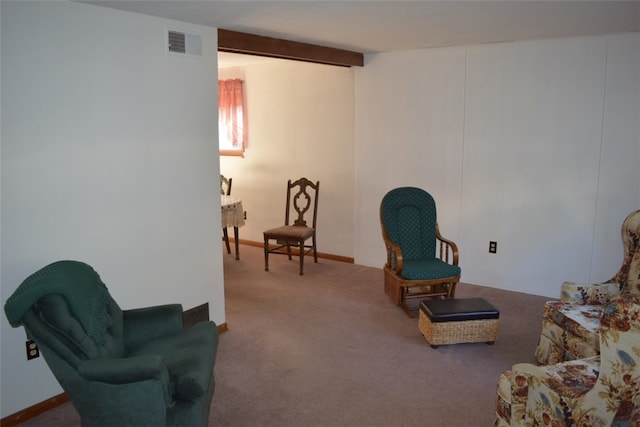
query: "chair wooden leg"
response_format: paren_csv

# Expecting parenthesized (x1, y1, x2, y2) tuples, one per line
(299, 241, 304, 275)
(313, 236, 318, 263)
(264, 238, 269, 272)
(448, 282, 458, 298)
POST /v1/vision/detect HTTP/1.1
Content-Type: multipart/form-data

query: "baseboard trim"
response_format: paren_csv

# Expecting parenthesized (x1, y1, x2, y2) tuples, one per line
(237, 239, 355, 264)
(218, 322, 229, 334)
(1, 322, 229, 425)
(1, 392, 69, 427)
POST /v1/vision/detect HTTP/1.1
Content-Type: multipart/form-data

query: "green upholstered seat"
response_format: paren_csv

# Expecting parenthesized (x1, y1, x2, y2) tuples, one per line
(5, 260, 218, 427)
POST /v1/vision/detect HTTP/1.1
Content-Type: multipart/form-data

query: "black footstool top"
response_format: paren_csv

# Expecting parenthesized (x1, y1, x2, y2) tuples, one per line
(420, 298, 499, 322)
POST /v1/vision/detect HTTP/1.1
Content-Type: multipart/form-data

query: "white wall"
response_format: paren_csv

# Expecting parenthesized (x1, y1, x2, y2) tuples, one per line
(219, 61, 355, 258)
(1, 1, 223, 417)
(1, 1, 638, 417)
(355, 33, 640, 298)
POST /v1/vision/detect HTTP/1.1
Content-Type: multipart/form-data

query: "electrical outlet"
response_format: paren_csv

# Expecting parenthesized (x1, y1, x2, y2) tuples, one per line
(489, 241, 497, 254)
(26, 339, 40, 360)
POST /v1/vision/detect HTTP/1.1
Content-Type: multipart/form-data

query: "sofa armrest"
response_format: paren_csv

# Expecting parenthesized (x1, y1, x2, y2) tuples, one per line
(560, 281, 620, 305)
(123, 304, 184, 349)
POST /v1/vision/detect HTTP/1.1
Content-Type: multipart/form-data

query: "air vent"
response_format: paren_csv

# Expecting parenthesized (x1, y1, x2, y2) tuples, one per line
(168, 30, 186, 53)
(168, 30, 202, 56)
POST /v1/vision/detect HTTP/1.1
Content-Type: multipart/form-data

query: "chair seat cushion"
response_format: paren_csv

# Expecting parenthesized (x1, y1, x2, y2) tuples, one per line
(495, 356, 601, 425)
(127, 321, 217, 401)
(535, 301, 602, 364)
(536, 355, 601, 397)
(264, 225, 314, 241)
(544, 301, 601, 348)
(402, 258, 460, 280)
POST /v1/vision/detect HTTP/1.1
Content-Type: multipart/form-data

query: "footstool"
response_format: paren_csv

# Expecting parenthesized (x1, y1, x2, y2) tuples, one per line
(419, 298, 500, 348)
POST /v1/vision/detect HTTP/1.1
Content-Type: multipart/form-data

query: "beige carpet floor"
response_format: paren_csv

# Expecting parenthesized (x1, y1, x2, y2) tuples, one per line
(17, 244, 551, 426)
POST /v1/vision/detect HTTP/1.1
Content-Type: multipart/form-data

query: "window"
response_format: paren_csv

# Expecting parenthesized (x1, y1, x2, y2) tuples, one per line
(218, 79, 247, 156)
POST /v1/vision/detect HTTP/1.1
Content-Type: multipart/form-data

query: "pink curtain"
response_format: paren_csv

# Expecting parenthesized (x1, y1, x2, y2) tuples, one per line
(218, 79, 247, 151)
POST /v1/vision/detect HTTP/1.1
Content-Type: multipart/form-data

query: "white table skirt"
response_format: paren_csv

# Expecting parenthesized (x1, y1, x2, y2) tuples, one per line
(221, 195, 245, 228)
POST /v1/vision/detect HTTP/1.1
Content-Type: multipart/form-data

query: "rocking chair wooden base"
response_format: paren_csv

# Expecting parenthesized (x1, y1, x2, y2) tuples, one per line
(384, 266, 458, 318)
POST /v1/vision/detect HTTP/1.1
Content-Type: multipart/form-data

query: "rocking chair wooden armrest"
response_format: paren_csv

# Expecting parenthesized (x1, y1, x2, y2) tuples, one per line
(435, 226, 459, 266)
(382, 231, 404, 273)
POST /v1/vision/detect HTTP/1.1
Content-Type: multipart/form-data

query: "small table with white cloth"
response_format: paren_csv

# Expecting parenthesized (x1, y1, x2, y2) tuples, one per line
(221, 195, 245, 260)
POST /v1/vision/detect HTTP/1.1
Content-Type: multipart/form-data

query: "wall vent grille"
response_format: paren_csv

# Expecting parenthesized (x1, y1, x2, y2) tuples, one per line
(168, 30, 202, 56)
(168, 30, 186, 53)
(183, 303, 209, 330)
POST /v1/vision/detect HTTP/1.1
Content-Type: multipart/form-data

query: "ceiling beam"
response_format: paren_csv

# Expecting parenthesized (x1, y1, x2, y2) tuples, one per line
(218, 29, 364, 68)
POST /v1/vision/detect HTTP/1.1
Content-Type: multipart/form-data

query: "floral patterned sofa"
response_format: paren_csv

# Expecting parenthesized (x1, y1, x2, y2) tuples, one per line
(535, 209, 640, 365)
(495, 293, 640, 426)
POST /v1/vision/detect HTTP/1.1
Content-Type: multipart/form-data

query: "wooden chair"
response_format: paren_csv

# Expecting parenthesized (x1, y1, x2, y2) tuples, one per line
(264, 178, 319, 275)
(220, 175, 233, 254)
(380, 187, 461, 317)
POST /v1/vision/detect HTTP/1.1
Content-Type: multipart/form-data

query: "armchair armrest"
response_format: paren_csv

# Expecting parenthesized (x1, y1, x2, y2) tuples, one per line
(505, 364, 539, 427)
(560, 282, 620, 305)
(78, 355, 169, 385)
(77, 356, 173, 413)
(123, 304, 184, 349)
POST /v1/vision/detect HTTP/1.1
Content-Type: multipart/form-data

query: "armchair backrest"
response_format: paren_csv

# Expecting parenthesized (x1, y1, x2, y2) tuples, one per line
(5, 261, 125, 367)
(591, 293, 640, 423)
(609, 210, 640, 294)
(380, 187, 437, 260)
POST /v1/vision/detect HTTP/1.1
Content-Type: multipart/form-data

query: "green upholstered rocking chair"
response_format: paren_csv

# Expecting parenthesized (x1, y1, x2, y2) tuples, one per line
(380, 187, 461, 317)
(4, 260, 219, 427)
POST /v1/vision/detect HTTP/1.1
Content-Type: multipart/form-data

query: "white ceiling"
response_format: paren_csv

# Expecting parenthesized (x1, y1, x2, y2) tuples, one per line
(82, 1, 638, 55)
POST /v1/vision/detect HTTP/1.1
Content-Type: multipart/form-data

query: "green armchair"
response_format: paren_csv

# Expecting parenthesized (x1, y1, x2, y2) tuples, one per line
(4, 260, 219, 427)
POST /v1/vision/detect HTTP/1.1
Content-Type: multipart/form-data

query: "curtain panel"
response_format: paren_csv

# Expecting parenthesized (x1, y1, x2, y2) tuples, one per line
(218, 79, 247, 152)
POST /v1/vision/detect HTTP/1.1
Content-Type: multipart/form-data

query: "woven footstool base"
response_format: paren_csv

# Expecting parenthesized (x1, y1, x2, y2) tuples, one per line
(419, 298, 500, 348)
